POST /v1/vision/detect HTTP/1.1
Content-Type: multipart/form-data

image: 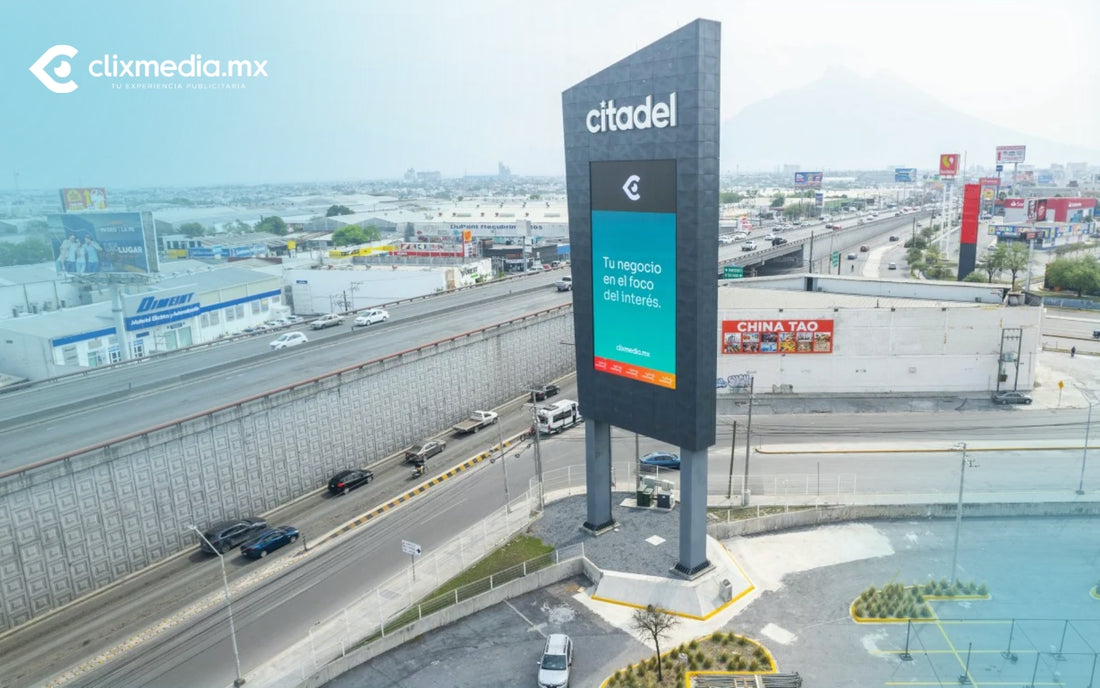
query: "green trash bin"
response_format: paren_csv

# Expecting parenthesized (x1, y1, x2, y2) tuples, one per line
(637, 487, 653, 507)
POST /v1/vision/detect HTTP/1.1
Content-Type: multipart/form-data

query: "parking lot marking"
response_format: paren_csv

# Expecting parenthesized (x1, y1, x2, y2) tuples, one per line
(504, 600, 545, 638)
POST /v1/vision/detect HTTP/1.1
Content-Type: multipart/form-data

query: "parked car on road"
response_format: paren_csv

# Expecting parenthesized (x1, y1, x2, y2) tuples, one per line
(200, 517, 268, 554)
(537, 633, 574, 688)
(992, 390, 1032, 405)
(240, 526, 299, 559)
(269, 332, 308, 350)
(327, 469, 375, 495)
(311, 313, 344, 330)
(639, 451, 681, 470)
(405, 440, 446, 463)
(353, 309, 389, 327)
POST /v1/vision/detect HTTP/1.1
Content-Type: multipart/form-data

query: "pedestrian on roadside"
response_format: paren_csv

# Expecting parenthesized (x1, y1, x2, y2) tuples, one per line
(1070, 346, 1076, 358)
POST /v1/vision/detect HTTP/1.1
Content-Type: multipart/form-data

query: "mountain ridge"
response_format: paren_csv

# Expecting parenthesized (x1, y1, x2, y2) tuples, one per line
(720, 66, 1098, 172)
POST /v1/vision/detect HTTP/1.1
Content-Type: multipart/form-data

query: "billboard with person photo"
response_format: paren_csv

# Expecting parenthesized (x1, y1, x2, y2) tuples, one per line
(48, 211, 158, 275)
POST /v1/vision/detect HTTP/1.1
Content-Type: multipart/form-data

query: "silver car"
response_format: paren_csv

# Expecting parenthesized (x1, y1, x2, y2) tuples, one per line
(537, 633, 573, 688)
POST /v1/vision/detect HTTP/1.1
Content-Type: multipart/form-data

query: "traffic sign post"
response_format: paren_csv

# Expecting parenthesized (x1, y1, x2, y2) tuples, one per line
(831, 251, 840, 272)
(402, 539, 422, 580)
(723, 265, 744, 279)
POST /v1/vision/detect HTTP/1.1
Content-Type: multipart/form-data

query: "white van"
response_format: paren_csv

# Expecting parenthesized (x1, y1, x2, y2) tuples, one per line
(536, 400, 582, 435)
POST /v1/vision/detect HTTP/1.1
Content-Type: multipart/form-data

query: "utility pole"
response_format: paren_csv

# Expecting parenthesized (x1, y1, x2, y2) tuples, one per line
(742, 376, 755, 506)
(726, 421, 737, 500)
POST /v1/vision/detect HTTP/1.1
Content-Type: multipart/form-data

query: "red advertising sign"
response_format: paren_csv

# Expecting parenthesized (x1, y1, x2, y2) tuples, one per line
(59, 187, 108, 211)
(939, 154, 960, 178)
(721, 319, 834, 354)
(978, 177, 1000, 187)
(961, 184, 980, 244)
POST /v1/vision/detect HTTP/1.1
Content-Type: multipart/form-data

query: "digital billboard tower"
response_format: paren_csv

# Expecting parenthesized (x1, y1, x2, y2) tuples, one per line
(563, 19, 720, 576)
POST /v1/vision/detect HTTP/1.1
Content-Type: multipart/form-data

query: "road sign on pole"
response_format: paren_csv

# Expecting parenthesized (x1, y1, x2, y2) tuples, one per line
(831, 251, 840, 268)
(402, 539, 422, 581)
(722, 265, 744, 279)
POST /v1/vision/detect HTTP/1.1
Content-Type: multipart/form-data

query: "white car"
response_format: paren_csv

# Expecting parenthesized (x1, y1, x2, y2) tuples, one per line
(763, 233, 777, 241)
(741, 240, 758, 251)
(269, 332, 308, 350)
(353, 309, 390, 327)
(731, 231, 748, 240)
(310, 313, 344, 330)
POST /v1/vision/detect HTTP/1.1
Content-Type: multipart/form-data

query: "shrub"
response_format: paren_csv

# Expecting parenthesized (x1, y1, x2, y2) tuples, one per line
(689, 638, 699, 650)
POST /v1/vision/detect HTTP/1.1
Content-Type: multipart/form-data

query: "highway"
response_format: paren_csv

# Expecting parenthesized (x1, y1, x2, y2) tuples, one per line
(11, 378, 1100, 687)
(0, 271, 571, 472)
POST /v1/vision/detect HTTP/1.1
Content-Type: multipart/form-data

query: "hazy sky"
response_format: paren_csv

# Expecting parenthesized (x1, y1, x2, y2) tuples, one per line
(4, 0, 1097, 189)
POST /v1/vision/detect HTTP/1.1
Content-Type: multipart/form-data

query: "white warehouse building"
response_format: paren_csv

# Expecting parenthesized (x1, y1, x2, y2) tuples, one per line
(716, 275, 1041, 395)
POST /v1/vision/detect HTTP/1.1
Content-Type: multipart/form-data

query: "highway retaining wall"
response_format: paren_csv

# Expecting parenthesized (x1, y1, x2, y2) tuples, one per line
(0, 307, 575, 631)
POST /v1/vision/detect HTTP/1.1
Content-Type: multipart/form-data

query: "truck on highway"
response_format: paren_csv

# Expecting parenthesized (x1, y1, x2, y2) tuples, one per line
(555, 275, 572, 291)
(451, 410, 499, 434)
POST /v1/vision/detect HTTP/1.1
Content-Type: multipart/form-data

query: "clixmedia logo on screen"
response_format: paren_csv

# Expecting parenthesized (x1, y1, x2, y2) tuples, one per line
(30, 44, 269, 94)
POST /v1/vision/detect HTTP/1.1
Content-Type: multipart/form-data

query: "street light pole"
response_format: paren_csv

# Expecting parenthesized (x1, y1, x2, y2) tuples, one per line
(1079, 401, 1093, 495)
(496, 420, 511, 509)
(188, 525, 246, 687)
(950, 442, 968, 587)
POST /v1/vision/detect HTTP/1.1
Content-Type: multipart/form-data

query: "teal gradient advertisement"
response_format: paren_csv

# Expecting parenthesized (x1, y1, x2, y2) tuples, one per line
(591, 209, 676, 388)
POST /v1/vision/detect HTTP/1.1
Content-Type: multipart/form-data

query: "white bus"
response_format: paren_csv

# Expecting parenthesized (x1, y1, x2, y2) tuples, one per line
(536, 399, 582, 435)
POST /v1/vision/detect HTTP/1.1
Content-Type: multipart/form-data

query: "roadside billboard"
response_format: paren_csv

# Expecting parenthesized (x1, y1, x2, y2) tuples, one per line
(979, 177, 999, 218)
(894, 167, 917, 183)
(794, 171, 823, 188)
(59, 187, 108, 212)
(721, 319, 834, 354)
(563, 18, 719, 452)
(939, 153, 960, 178)
(48, 211, 158, 274)
(996, 145, 1026, 164)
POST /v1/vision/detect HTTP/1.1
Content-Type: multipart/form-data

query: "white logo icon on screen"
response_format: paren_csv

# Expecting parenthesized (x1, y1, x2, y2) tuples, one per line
(622, 174, 641, 201)
(30, 45, 79, 93)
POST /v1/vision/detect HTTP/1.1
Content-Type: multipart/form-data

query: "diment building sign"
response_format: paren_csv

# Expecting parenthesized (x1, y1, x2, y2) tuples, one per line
(721, 319, 834, 354)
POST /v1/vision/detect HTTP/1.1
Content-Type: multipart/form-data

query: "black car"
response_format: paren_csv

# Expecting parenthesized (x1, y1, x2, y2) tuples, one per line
(240, 526, 300, 559)
(328, 469, 375, 495)
(200, 517, 268, 554)
(771, 236, 788, 246)
(405, 440, 446, 463)
(531, 384, 560, 401)
(888, 235, 900, 242)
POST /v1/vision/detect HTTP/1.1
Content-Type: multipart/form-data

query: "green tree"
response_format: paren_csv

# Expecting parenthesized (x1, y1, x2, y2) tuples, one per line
(226, 219, 252, 233)
(997, 242, 1030, 285)
(769, 195, 785, 209)
(1046, 255, 1100, 297)
(254, 216, 288, 236)
(0, 237, 53, 266)
(720, 191, 745, 204)
(325, 205, 354, 217)
(962, 271, 988, 283)
(177, 222, 206, 237)
(975, 252, 1002, 283)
